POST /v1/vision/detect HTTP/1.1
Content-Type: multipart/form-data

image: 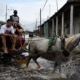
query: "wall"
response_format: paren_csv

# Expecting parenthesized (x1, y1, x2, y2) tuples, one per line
(44, 22, 48, 37)
(73, 14, 80, 34)
(73, 7, 80, 34)
(40, 26, 44, 36)
(48, 21, 52, 37)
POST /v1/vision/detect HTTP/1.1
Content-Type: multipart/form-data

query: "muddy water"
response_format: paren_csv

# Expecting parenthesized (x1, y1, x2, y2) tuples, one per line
(0, 35, 80, 80)
(0, 54, 80, 80)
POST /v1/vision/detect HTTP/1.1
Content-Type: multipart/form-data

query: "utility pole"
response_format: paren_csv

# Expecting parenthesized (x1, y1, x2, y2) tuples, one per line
(49, 5, 50, 18)
(36, 19, 37, 29)
(35, 19, 37, 36)
(40, 9, 41, 36)
(56, 0, 58, 11)
(5, 5, 13, 22)
(5, 5, 7, 22)
(35, 19, 37, 30)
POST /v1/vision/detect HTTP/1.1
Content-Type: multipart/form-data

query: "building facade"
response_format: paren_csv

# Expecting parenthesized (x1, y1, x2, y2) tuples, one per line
(38, 1, 80, 37)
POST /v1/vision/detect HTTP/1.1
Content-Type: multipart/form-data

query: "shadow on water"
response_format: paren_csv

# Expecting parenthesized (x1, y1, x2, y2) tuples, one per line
(0, 54, 80, 80)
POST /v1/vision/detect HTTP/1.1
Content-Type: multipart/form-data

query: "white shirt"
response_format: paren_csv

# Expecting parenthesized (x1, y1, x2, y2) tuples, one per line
(12, 16, 19, 23)
(0, 24, 14, 34)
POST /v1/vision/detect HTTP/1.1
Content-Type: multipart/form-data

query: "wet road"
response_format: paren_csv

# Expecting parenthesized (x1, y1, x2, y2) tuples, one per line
(0, 54, 80, 80)
(0, 35, 80, 80)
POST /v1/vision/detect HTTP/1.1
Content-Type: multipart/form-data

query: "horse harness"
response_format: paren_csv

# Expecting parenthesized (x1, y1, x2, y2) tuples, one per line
(47, 37, 57, 51)
(47, 37, 65, 51)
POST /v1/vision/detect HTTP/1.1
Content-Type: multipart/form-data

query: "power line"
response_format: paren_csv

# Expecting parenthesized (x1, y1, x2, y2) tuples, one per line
(37, 0, 48, 21)
(41, 0, 48, 12)
(31, 0, 48, 30)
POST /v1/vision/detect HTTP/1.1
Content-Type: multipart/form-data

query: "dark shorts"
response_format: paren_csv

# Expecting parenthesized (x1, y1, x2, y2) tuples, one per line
(0, 35, 11, 42)
(0, 35, 12, 48)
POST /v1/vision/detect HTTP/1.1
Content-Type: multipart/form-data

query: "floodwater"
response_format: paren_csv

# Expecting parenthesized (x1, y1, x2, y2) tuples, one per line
(0, 35, 80, 80)
(0, 54, 80, 80)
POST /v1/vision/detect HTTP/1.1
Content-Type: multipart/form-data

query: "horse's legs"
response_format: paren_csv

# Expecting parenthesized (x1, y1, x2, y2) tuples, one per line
(54, 57, 66, 78)
(33, 55, 41, 68)
(52, 58, 62, 73)
(52, 62, 58, 73)
(33, 59, 41, 68)
(26, 57, 31, 67)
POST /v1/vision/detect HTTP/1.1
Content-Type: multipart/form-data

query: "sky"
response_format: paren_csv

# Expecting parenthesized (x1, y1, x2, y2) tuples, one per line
(0, 0, 67, 31)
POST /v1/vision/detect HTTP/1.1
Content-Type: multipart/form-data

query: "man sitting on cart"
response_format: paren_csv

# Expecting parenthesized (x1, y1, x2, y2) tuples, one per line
(0, 19, 17, 54)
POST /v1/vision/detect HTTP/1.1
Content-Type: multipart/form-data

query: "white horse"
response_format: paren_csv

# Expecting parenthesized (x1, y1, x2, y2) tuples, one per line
(23, 34, 80, 73)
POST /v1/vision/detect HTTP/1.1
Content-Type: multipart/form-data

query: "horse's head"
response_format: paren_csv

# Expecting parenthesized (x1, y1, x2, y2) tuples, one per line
(73, 37, 80, 52)
(62, 34, 80, 57)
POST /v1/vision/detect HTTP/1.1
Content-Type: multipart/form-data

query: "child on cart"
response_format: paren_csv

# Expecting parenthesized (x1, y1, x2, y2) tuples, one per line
(14, 22, 25, 50)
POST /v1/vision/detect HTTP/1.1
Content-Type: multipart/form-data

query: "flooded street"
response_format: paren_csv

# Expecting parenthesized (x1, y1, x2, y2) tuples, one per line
(0, 53, 80, 80)
(0, 35, 80, 80)
(0, 0, 80, 79)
